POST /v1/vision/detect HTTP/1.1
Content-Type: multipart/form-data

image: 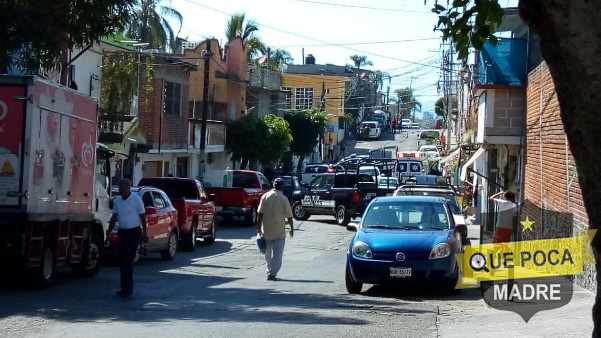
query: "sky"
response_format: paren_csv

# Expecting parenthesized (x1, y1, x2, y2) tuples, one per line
(166, 0, 518, 115)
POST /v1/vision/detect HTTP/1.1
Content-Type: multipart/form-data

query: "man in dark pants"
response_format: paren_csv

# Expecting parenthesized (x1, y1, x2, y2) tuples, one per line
(106, 179, 147, 297)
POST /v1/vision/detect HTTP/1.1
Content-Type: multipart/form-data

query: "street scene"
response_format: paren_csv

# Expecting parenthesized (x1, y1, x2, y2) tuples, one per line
(1, 0, 600, 338)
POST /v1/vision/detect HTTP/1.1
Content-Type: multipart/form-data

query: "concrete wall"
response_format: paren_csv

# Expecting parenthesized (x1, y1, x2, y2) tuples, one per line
(521, 62, 595, 291)
(486, 88, 525, 137)
(70, 46, 103, 99)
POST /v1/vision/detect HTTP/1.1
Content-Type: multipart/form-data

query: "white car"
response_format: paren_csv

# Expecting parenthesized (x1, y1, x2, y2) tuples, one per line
(401, 119, 412, 129)
(358, 165, 381, 182)
(359, 121, 381, 140)
(418, 145, 440, 159)
(301, 164, 331, 184)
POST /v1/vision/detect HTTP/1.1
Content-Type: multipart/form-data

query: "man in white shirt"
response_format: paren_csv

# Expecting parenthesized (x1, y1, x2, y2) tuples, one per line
(257, 178, 294, 281)
(106, 179, 147, 297)
(328, 138, 335, 162)
(489, 190, 517, 243)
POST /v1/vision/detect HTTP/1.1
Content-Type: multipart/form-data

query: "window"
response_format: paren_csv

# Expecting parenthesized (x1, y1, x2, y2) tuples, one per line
(363, 202, 449, 230)
(163, 81, 182, 116)
(152, 191, 166, 209)
(282, 86, 292, 109)
(294, 177, 301, 188)
(295, 87, 314, 109)
(142, 192, 153, 208)
(233, 172, 259, 188)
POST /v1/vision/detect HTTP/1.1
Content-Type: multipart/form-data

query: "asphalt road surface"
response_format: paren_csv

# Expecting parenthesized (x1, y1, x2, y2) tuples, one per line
(0, 132, 483, 338)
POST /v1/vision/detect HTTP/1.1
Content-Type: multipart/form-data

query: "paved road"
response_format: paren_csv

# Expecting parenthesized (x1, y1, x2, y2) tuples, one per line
(0, 131, 502, 338)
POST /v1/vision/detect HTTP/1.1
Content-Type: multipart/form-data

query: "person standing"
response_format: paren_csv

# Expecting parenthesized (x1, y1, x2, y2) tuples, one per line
(106, 179, 147, 297)
(339, 140, 346, 157)
(391, 118, 397, 134)
(257, 178, 294, 281)
(328, 138, 334, 161)
(489, 190, 517, 243)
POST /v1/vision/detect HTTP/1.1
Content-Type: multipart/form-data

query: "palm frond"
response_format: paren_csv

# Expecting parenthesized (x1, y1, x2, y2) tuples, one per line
(160, 6, 183, 37)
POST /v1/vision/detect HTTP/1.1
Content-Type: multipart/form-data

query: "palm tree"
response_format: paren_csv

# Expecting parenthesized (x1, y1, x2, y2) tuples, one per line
(372, 70, 391, 91)
(350, 54, 373, 68)
(124, 0, 183, 51)
(269, 48, 294, 70)
(225, 12, 265, 61)
(395, 87, 421, 118)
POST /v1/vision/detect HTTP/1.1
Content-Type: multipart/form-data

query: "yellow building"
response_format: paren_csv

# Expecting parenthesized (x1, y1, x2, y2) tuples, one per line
(280, 73, 348, 146)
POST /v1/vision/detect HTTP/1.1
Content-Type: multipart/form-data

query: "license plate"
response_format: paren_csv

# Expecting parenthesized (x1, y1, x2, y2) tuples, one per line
(390, 267, 411, 278)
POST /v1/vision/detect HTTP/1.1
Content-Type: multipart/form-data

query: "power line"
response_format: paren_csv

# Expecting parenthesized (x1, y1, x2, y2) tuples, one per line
(282, 0, 433, 13)
(272, 38, 439, 48)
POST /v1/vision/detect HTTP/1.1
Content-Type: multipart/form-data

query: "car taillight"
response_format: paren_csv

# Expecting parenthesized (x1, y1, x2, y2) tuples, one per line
(352, 191, 360, 203)
(327, 167, 335, 173)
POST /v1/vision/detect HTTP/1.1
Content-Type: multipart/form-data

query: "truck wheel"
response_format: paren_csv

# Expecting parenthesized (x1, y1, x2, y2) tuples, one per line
(345, 263, 362, 294)
(292, 201, 310, 221)
(30, 239, 56, 289)
(336, 205, 351, 226)
(246, 205, 258, 226)
(72, 233, 102, 277)
(181, 220, 198, 252)
(161, 230, 178, 260)
(204, 218, 217, 244)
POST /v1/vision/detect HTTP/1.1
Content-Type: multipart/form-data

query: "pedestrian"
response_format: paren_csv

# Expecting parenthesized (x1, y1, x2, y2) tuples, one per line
(391, 118, 397, 134)
(489, 190, 517, 243)
(328, 138, 334, 161)
(257, 178, 294, 281)
(339, 140, 346, 157)
(106, 179, 148, 298)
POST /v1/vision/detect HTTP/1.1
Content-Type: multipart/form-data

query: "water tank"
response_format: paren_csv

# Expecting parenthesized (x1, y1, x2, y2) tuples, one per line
(305, 54, 316, 64)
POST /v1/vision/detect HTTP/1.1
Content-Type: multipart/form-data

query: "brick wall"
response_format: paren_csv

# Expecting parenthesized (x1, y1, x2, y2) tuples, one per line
(522, 61, 595, 290)
(138, 62, 191, 149)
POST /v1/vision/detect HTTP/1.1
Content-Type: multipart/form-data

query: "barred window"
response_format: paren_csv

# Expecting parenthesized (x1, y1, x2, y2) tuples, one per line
(282, 86, 292, 109)
(163, 81, 182, 116)
(295, 87, 314, 110)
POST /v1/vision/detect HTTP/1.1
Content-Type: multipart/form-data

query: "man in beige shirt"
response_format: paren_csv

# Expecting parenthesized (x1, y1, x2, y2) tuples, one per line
(257, 178, 294, 281)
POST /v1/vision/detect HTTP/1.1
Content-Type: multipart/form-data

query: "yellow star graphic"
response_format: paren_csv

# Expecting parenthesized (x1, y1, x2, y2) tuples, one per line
(521, 216, 535, 232)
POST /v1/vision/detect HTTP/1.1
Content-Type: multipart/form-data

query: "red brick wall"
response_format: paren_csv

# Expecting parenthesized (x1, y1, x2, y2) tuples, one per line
(523, 62, 589, 230)
(138, 63, 191, 149)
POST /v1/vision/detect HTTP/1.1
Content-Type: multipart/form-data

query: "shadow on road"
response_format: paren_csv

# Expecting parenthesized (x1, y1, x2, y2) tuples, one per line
(362, 283, 483, 302)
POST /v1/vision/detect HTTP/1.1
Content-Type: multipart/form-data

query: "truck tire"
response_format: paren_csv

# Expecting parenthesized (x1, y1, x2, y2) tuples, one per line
(161, 230, 178, 260)
(292, 201, 310, 221)
(246, 204, 258, 226)
(336, 205, 351, 226)
(30, 239, 56, 289)
(72, 233, 102, 277)
(181, 220, 198, 252)
(204, 218, 217, 244)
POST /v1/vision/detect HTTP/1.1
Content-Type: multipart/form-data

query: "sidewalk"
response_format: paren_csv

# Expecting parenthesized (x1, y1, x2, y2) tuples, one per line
(439, 221, 596, 337)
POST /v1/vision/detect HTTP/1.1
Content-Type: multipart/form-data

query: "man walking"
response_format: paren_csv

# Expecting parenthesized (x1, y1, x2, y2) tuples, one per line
(339, 140, 346, 157)
(106, 179, 147, 297)
(257, 178, 294, 281)
(328, 138, 334, 161)
(391, 118, 397, 134)
(489, 190, 517, 243)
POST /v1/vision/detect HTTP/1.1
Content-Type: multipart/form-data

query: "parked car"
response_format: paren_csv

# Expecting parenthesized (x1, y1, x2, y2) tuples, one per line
(418, 145, 441, 159)
(345, 196, 462, 294)
(411, 122, 421, 129)
(393, 184, 467, 244)
(401, 119, 412, 129)
(359, 165, 381, 182)
(359, 121, 381, 140)
(205, 170, 271, 226)
(106, 186, 179, 262)
(417, 129, 443, 149)
(275, 175, 309, 206)
(137, 177, 218, 251)
(302, 164, 332, 184)
(292, 159, 399, 225)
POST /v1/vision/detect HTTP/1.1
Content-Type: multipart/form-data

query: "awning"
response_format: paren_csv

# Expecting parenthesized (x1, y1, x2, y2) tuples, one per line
(460, 147, 486, 182)
(439, 147, 461, 165)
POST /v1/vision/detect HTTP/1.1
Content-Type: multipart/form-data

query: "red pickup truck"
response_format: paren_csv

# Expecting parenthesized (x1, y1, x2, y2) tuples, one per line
(204, 170, 271, 226)
(138, 177, 217, 251)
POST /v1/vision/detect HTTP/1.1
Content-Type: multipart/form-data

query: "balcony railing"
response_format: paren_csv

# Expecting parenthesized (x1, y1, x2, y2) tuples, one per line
(478, 38, 527, 86)
(247, 64, 281, 91)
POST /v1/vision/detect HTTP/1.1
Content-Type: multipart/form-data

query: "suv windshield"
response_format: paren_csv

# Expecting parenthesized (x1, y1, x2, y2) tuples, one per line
(363, 201, 449, 230)
(420, 131, 440, 139)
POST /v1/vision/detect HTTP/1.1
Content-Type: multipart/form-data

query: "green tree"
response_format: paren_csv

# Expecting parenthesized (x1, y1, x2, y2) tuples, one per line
(395, 87, 421, 118)
(434, 97, 445, 116)
(349, 54, 373, 68)
(124, 0, 183, 51)
(0, 0, 135, 73)
(372, 70, 391, 91)
(269, 48, 294, 70)
(225, 12, 265, 61)
(284, 108, 328, 177)
(258, 114, 293, 166)
(432, 1, 601, 334)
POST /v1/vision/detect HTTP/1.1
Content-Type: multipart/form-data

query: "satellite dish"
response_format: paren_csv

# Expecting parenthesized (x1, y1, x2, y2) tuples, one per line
(280, 63, 288, 73)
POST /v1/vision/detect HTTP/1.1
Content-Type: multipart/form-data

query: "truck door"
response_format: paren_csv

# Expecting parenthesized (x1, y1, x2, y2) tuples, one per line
(302, 175, 335, 212)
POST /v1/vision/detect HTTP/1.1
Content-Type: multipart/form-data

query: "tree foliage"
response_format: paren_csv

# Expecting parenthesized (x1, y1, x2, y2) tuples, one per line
(349, 55, 373, 68)
(284, 108, 328, 177)
(395, 87, 421, 118)
(225, 12, 265, 61)
(0, 0, 136, 73)
(269, 48, 294, 71)
(434, 97, 446, 116)
(124, 0, 183, 52)
(226, 113, 291, 169)
(432, 0, 504, 60)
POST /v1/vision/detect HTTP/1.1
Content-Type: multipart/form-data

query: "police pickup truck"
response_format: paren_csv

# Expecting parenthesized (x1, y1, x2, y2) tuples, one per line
(291, 159, 398, 226)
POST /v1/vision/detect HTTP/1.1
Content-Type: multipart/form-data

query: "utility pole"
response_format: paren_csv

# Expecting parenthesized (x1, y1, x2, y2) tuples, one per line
(446, 44, 453, 152)
(198, 39, 212, 182)
(319, 81, 326, 162)
(386, 85, 390, 120)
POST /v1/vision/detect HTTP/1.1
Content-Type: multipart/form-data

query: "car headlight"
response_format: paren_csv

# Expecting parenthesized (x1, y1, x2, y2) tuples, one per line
(352, 241, 373, 259)
(429, 243, 451, 259)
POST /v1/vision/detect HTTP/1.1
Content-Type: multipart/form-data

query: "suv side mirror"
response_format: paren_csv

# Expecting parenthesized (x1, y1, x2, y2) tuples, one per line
(208, 194, 217, 202)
